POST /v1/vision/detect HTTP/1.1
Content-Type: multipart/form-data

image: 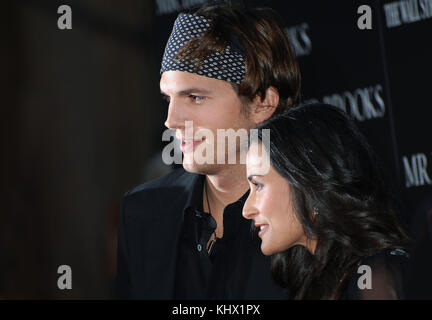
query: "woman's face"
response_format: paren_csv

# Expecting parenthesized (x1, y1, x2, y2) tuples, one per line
(243, 141, 310, 255)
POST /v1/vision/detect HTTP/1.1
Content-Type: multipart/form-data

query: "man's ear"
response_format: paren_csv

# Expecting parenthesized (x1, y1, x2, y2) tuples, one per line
(250, 86, 279, 125)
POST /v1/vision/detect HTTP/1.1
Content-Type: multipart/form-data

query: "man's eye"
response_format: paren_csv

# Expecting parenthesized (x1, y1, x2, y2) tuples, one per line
(162, 95, 170, 103)
(190, 95, 206, 103)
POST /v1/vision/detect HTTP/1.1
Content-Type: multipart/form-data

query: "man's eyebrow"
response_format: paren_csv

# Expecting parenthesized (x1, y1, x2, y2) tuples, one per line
(160, 88, 213, 96)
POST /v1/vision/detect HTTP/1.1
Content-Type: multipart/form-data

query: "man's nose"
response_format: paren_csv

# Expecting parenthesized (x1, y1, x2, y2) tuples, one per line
(164, 100, 185, 130)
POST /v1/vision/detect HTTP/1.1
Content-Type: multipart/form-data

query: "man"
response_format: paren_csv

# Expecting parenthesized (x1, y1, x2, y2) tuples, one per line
(116, 2, 300, 299)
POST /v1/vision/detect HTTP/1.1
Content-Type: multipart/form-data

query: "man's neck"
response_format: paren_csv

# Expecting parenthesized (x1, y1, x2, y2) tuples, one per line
(205, 164, 249, 208)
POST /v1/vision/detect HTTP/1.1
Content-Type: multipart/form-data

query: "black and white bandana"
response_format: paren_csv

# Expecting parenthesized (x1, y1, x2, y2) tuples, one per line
(160, 13, 246, 84)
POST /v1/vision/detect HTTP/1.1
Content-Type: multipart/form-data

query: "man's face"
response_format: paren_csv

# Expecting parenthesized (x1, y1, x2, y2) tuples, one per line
(160, 70, 255, 175)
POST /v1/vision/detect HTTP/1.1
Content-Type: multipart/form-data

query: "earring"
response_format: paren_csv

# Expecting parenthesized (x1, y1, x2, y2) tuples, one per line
(313, 207, 319, 215)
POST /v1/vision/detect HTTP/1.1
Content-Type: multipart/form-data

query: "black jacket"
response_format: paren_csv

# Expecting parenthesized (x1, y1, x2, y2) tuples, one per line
(116, 168, 286, 299)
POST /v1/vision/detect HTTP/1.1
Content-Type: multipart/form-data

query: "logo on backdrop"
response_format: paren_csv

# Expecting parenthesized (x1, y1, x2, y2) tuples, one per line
(383, 0, 432, 28)
(402, 152, 432, 188)
(304, 84, 385, 122)
(284, 23, 312, 57)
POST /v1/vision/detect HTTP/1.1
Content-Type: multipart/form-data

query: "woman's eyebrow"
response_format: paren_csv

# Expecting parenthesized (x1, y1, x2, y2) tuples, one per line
(247, 174, 263, 181)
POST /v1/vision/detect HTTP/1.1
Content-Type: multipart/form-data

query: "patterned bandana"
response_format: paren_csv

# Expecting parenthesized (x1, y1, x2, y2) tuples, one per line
(160, 13, 246, 84)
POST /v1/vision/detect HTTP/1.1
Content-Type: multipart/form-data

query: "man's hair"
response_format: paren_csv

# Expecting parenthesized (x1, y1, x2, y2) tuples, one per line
(176, 2, 301, 115)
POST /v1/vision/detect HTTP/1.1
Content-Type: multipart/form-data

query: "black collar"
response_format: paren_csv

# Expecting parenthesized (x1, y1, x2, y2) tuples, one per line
(182, 173, 251, 241)
(183, 173, 250, 215)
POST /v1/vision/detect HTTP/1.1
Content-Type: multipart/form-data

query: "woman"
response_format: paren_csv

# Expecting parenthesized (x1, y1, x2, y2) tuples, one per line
(242, 103, 410, 299)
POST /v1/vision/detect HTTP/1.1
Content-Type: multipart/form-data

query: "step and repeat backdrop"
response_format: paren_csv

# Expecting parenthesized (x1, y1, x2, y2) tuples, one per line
(153, 0, 432, 298)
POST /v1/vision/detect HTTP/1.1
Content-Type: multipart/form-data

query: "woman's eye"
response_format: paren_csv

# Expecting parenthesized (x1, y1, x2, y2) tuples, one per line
(252, 181, 263, 191)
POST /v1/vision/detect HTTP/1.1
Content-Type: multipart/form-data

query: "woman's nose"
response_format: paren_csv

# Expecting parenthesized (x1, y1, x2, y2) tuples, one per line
(242, 195, 258, 220)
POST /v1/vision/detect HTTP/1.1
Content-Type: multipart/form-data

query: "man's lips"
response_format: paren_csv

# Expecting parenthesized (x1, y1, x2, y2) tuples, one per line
(180, 139, 205, 152)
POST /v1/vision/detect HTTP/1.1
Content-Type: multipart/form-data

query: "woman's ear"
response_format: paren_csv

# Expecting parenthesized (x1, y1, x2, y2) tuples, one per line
(250, 86, 280, 125)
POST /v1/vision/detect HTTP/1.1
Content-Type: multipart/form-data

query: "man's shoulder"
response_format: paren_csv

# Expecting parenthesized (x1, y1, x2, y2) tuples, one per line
(119, 168, 200, 221)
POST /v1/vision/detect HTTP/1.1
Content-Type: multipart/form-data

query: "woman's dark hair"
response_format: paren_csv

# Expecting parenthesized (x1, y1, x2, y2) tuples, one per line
(252, 103, 410, 299)
(177, 1, 301, 115)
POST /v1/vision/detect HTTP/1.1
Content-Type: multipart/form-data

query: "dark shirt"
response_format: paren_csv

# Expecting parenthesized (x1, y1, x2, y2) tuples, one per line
(116, 168, 286, 299)
(340, 248, 410, 300)
(174, 173, 286, 299)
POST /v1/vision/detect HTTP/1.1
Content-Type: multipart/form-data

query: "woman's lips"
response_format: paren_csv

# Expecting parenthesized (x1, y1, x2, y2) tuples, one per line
(180, 139, 204, 152)
(256, 224, 269, 238)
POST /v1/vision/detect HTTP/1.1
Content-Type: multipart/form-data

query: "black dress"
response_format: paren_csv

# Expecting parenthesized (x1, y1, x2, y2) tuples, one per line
(339, 248, 410, 300)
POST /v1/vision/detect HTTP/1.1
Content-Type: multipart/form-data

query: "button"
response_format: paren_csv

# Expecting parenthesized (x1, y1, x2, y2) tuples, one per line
(197, 244, 202, 252)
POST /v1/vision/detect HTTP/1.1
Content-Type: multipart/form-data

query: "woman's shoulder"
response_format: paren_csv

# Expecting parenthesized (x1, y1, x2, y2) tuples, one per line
(340, 248, 410, 300)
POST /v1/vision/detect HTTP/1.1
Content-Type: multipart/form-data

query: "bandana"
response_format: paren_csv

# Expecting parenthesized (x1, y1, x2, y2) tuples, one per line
(160, 13, 246, 84)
